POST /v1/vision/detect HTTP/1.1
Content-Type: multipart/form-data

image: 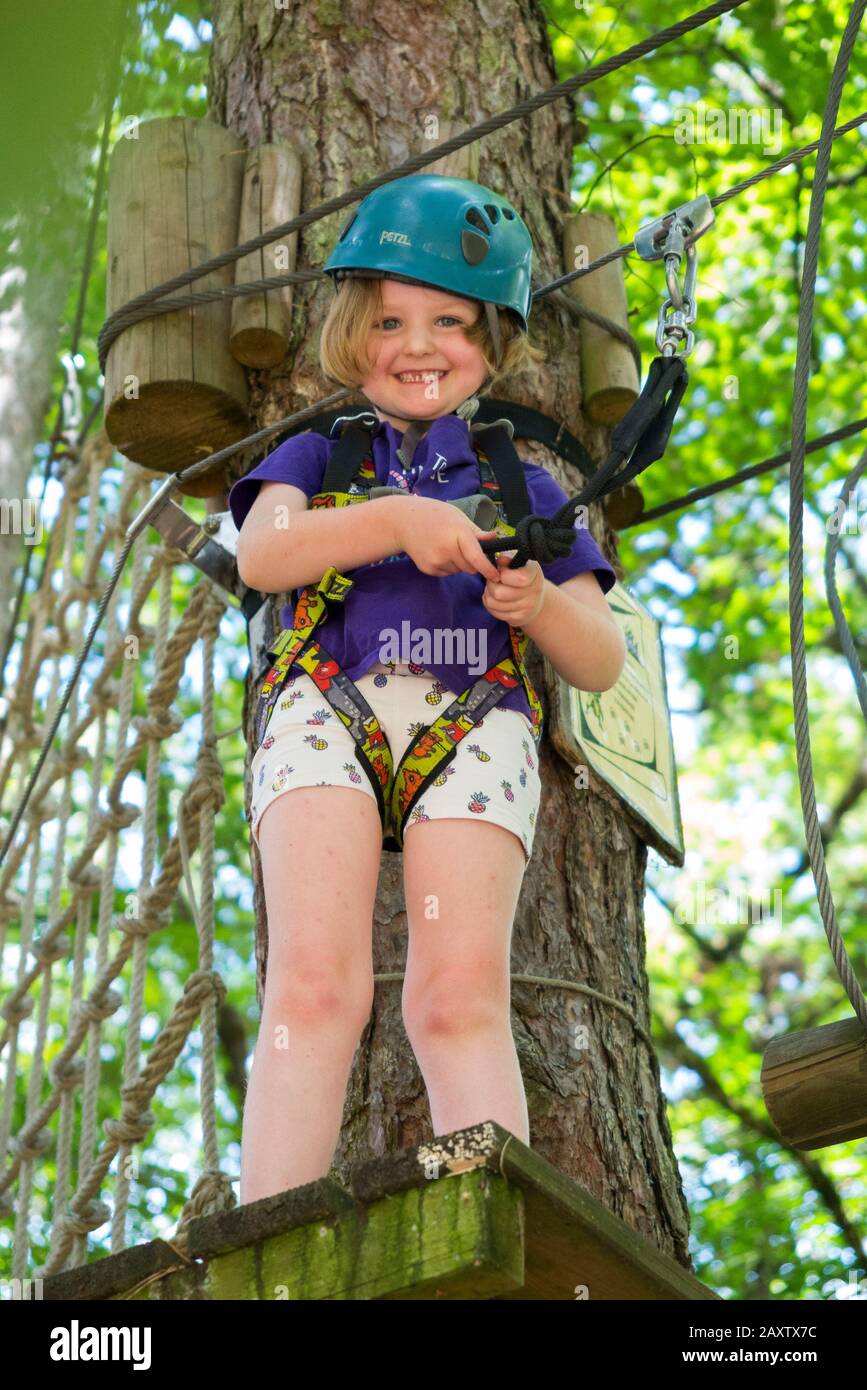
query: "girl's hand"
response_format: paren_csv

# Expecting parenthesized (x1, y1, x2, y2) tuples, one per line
(390, 496, 501, 581)
(482, 551, 547, 625)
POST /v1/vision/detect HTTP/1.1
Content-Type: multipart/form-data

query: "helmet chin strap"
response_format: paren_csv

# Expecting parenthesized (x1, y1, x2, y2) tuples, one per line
(484, 300, 504, 371)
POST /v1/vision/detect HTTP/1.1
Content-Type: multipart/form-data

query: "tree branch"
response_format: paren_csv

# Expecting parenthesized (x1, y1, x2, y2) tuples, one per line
(654, 1011, 866, 1262)
(783, 748, 867, 881)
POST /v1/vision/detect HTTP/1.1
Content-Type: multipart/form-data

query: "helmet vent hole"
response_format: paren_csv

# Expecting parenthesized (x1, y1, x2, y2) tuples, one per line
(461, 228, 491, 266)
(484, 204, 500, 223)
(502, 208, 515, 220)
(465, 207, 490, 235)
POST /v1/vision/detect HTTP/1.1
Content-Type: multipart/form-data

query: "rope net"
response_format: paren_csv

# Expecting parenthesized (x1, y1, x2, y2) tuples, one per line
(3, 0, 865, 1288)
(0, 433, 236, 1280)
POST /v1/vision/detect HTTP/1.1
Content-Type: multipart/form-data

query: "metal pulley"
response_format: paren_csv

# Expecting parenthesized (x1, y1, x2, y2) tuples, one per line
(634, 194, 715, 360)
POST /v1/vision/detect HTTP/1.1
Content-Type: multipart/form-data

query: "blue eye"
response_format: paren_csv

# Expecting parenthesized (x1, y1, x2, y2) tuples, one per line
(376, 315, 463, 330)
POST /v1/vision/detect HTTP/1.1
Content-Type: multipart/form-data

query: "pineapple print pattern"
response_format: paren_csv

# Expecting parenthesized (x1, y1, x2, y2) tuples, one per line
(424, 679, 447, 706)
(250, 664, 541, 861)
(465, 743, 491, 762)
(432, 764, 456, 788)
(306, 708, 332, 725)
(271, 764, 293, 793)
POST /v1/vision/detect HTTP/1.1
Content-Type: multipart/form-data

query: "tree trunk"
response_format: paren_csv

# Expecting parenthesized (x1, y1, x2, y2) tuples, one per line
(1, 1, 126, 678)
(0, 251, 70, 673)
(0, 106, 107, 694)
(213, 0, 692, 1270)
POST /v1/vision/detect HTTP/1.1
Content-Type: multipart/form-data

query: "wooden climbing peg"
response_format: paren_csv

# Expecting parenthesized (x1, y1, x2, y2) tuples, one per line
(230, 143, 302, 368)
(761, 1016, 867, 1150)
(104, 116, 250, 497)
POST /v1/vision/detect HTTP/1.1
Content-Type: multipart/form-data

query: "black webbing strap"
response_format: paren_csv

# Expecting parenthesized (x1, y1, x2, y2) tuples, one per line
(322, 413, 531, 525)
(474, 397, 595, 478)
(272, 399, 595, 478)
(241, 585, 265, 627)
(321, 421, 378, 493)
(481, 356, 690, 568)
(472, 423, 530, 526)
(575, 355, 689, 508)
(240, 364, 688, 603)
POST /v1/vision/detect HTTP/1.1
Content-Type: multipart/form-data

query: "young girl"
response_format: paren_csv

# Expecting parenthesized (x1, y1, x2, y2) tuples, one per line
(229, 175, 624, 1204)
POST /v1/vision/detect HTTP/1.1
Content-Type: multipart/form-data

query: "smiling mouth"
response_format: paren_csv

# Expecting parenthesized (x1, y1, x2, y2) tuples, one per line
(393, 370, 450, 385)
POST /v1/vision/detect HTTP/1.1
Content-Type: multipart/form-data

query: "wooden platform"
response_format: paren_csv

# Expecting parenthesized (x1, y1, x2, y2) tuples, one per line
(40, 1122, 719, 1301)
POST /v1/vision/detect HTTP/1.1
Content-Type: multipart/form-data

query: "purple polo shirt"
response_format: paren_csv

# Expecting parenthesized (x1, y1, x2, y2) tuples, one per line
(228, 412, 617, 722)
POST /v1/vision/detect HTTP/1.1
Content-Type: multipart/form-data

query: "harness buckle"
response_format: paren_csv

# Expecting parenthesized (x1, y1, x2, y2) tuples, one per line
(317, 565, 354, 603)
(328, 410, 378, 438)
(470, 416, 516, 441)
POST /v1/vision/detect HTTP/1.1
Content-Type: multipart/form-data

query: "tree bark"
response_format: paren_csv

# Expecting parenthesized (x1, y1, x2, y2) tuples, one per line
(213, 0, 692, 1270)
(0, 112, 106, 697)
(0, 251, 69, 674)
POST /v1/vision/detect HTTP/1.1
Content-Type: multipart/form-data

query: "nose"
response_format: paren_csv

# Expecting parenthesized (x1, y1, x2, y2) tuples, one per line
(402, 320, 437, 355)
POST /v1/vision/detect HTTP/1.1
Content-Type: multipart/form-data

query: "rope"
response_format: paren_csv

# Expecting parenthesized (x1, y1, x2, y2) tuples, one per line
(538, 110, 867, 300)
(2, 1, 865, 1281)
(373, 971, 655, 1055)
(551, 287, 643, 377)
(618, 417, 867, 528)
(786, 0, 867, 1027)
(94, 106, 867, 384)
(1, 443, 237, 1277)
(96, 0, 751, 372)
(92, 113, 867, 510)
(0, 0, 131, 716)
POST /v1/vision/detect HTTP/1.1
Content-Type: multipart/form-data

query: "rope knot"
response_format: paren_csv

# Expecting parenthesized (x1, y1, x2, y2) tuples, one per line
(510, 513, 579, 566)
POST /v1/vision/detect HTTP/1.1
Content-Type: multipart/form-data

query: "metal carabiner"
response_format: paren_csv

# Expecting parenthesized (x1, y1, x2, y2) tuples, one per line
(635, 195, 713, 359)
(657, 244, 699, 356)
(664, 233, 700, 311)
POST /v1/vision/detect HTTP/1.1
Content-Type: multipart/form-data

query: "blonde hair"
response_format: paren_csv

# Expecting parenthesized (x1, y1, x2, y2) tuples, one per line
(319, 276, 544, 393)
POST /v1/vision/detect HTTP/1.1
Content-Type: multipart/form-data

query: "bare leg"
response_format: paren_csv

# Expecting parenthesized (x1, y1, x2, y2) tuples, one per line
(401, 818, 529, 1143)
(240, 785, 382, 1204)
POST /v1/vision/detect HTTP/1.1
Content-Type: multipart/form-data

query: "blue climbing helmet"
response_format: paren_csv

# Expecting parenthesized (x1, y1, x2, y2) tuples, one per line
(322, 174, 534, 369)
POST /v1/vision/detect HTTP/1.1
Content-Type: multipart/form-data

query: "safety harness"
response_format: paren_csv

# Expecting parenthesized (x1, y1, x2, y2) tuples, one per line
(253, 413, 545, 852)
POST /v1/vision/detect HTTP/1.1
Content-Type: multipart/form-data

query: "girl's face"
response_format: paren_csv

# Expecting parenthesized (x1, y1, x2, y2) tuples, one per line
(360, 280, 488, 431)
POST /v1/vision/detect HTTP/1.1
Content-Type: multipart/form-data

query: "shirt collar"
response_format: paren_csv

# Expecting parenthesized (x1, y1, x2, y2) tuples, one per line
(377, 412, 472, 448)
(327, 409, 476, 460)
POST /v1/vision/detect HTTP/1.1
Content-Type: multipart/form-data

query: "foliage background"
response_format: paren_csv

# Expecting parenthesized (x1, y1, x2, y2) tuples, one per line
(1, 0, 865, 1299)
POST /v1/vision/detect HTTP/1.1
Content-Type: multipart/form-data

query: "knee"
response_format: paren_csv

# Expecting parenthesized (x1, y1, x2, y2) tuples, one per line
(403, 971, 507, 1045)
(263, 955, 374, 1036)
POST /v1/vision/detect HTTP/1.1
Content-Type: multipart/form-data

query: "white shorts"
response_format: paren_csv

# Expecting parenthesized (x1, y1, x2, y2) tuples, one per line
(250, 660, 542, 862)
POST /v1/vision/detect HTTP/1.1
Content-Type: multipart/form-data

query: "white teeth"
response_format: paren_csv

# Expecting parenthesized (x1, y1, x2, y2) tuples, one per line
(396, 371, 447, 382)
